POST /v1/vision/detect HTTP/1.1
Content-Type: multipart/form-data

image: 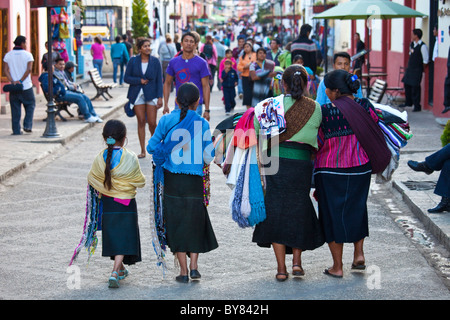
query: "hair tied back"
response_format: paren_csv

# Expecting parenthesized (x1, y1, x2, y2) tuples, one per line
(106, 137, 116, 145)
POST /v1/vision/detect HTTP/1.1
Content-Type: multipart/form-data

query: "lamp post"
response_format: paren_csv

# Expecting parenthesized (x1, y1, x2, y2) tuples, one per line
(163, 0, 169, 35)
(30, 0, 66, 138)
(279, 0, 283, 26)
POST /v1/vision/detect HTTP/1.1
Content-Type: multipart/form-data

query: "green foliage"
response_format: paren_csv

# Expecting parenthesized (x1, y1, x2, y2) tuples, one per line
(131, 0, 149, 39)
(441, 120, 450, 147)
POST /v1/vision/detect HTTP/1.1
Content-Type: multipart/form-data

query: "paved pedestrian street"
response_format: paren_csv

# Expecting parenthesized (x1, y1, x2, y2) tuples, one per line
(0, 88, 449, 307)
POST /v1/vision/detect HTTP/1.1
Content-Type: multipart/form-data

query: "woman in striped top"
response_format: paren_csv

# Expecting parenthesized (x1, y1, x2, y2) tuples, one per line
(314, 70, 379, 278)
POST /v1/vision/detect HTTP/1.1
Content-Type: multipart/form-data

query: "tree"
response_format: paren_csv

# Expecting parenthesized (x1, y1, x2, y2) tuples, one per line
(132, 0, 149, 40)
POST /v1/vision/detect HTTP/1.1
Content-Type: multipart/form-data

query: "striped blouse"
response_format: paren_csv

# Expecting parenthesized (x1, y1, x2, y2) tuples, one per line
(314, 98, 379, 169)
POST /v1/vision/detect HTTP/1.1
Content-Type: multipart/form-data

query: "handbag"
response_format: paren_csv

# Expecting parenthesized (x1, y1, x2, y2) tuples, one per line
(50, 8, 60, 25)
(53, 39, 66, 51)
(59, 8, 69, 24)
(124, 101, 135, 117)
(59, 23, 70, 39)
(3, 83, 24, 93)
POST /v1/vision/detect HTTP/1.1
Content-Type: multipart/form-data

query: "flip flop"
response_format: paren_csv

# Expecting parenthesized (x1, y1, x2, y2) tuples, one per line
(351, 263, 366, 270)
(275, 272, 289, 282)
(292, 265, 305, 276)
(323, 268, 343, 278)
(137, 153, 146, 159)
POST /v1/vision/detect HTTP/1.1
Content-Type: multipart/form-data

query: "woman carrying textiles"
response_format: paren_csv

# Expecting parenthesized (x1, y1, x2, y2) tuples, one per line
(251, 65, 325, 281)
(147, 82, 218, 283)
(315, 70, 390, 278)
(69, 119, 146, 288)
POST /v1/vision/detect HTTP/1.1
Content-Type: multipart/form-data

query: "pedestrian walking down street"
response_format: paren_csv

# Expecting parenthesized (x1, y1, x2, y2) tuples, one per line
(400, 29, 429, 112)
(124, 37, 163, 159)
(252, 65, 325, 281)
(90, 36, 108, 78)
(69, 119, 146, 289)
(3, 36, 35, 135)
(314, 70, 390, 278)
(111, 36, 130, 86)
(147, 82, 218, 283)
(164, 32, 211, 121)
(200, 35, 218, 92)
(407, 144, 450, 213)
(237, 42, 256, 109)
(221, 60, 238, 115)
(158, 33, 177, 89)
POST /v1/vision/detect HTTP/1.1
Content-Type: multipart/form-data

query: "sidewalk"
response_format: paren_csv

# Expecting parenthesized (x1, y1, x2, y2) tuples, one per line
(0, 81, 449, 251)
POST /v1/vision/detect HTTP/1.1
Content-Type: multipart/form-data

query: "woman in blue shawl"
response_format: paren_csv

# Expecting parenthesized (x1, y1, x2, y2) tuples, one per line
(147, 82, 218, 283)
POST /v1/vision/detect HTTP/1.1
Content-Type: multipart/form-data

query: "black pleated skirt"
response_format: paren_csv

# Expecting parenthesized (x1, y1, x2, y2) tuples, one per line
(314, 163, 371, 244)
(252, 157, 325, 253)
(101, 196, 142, 265)
(163, 170, 218, 254)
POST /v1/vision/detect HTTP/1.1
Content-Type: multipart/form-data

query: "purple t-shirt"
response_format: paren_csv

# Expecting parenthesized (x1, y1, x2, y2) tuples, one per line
(166, 55, 210, 104)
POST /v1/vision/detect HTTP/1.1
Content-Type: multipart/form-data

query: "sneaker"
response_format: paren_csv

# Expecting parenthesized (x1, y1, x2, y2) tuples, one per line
(95, 116, 103, 123)
(84, 116, 97, 123)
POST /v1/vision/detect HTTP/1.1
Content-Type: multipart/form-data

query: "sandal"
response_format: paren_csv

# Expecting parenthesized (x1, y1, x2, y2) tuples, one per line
(108, 271, 120, 288)
(292, 265, 305, 276)
(275, 272, 289, 282)
(119, 268, 129, 280)
(138, 153, 146, 159)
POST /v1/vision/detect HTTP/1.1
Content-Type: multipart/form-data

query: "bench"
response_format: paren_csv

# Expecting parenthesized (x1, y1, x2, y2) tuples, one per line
(88, 68, 117, 101)
(40, 83, 77, 122)
(368, 79, 387, 104)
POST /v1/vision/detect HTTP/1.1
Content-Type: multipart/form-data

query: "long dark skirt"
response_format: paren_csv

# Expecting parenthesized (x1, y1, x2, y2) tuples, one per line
(163, 170, 218, 254)
(252, 157, 325, 253)
(241, 76, 253, 106)
(101, 196, 142, 265)
(314, 163, 371, 244)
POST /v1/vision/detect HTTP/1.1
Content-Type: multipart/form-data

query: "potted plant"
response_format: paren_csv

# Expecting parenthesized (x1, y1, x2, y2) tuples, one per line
(313, 0, 338, 13)
(169, 13, 181, 20)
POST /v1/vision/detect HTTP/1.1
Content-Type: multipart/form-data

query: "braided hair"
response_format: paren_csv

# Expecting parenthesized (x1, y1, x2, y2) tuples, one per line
(102, 119, 127, 190)
(324, 69, 360, 95)
(282, 64, 309, 100)
(176, 82, 200, 121)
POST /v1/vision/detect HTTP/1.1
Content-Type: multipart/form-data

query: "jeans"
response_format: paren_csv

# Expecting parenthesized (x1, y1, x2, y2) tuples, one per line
(93, 59, 104, 78)
(113, 58, 124, 85)
(222, 87, 236, 113)
(10, 88, 36, 134)
(59, 91, 97, 120)
(425, 144, 450, 198)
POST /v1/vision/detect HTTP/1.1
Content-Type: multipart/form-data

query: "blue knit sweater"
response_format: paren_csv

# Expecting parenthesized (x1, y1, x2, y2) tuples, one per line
(146, 109, 215, 176)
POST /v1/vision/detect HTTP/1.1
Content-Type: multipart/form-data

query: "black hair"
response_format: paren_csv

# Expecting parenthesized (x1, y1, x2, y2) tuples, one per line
(292, 54, 303, 63)
(55, 57, 64, 64)
(324, 69, 360, 95)
(282, 65, 308, 100)
(102, 119, 127, 190)
(115, 36, 121, 43)
(256, 47, 267, 55)
(136, 37, 150, 50)
(242, 42, 254, 60)
(300, 24, 312, 38)
(225, 49, 232, 54)
(176, 82, 200, 121)
(181, 32, 197, 44)
(413, 28, 423, 39)
(333, 51, 351, 64)
(14, 36, 26, 46)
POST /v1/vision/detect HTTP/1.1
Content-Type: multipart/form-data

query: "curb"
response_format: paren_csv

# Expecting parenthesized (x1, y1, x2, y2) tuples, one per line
(0, 101, 126, 183)
(392, 180, 450, 252)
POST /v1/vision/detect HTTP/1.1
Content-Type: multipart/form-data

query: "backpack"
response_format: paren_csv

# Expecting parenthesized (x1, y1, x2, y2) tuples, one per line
(203, 44, 213, 59)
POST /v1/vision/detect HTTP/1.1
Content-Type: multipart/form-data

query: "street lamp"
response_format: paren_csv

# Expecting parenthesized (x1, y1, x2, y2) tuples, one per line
(163, 0, 169, 35)
(30, 0, 66, 138)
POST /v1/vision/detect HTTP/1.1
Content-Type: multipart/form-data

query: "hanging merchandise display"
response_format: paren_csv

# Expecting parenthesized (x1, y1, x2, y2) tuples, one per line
(51, 7, 70, 62)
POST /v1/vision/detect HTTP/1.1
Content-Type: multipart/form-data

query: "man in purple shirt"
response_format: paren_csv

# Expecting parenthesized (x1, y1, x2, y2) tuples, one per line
(163, 32, 211, 120)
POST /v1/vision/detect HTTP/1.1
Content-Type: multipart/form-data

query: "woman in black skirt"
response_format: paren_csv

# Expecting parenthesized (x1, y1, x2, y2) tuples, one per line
(147, 83, 218, 283)
(314, 70, 382, 278)
(252, 65, 325, 281)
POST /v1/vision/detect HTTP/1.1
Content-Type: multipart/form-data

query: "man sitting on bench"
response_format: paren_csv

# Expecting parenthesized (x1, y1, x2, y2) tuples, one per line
(39, 64, 103, 123)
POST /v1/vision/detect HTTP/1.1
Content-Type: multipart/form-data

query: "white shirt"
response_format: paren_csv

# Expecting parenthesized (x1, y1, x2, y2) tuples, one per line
(432, 37, 439, 62)
(3, 49, 34, 90)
